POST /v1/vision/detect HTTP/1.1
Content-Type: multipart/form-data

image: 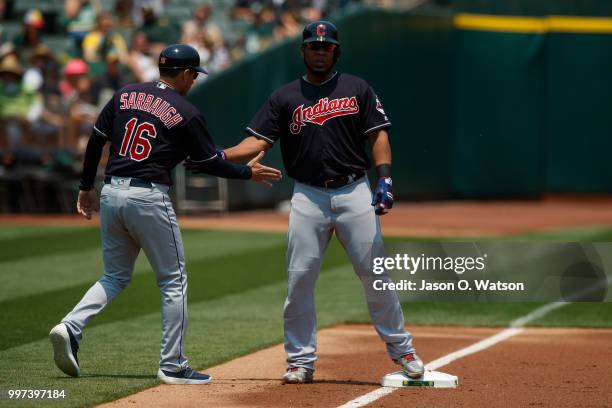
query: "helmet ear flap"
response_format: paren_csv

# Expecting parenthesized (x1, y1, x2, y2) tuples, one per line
(333, 46, 341, 64)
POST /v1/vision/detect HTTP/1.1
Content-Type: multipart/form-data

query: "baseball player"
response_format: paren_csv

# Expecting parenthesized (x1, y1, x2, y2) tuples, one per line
(48, 44, 282, 385)
(199, 21, 424, 383)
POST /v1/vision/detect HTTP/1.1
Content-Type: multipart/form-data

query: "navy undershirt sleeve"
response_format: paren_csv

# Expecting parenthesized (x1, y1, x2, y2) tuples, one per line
(79, 131, 107, 191)
(186, 156, 252, 180)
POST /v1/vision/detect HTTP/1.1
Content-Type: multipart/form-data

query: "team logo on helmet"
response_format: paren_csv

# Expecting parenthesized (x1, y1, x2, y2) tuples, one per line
(160, 57, 166, 64)
(316, 24, 326, 37)
(290, 96, 359, 134)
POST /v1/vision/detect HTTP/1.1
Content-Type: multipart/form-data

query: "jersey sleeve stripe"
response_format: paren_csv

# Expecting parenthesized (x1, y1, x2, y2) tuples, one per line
(246, 127, 275, 144)
(187, 153, 218, 163)
(364, 122, 392, 135)
(93, 125, 108, 139)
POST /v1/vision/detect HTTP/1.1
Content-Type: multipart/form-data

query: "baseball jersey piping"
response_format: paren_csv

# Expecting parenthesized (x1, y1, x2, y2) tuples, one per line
(162, 194, 186, 367)
(93, 125, 108, 139)
(364, 122, 392, 135)
(246, 127, 275, 144)
(187, 153, 217, 163)
(301, 71, 338, 86)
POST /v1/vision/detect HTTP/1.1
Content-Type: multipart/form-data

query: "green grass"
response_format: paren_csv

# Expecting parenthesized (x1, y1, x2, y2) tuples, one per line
(0, 225, 611, 406)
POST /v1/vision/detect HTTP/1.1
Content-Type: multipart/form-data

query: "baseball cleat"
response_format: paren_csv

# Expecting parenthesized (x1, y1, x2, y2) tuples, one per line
(157, 367, 212, 385)
(396, 352, 425, 379)
(49, 323, 80, 377)
(282, 367, 313, 384)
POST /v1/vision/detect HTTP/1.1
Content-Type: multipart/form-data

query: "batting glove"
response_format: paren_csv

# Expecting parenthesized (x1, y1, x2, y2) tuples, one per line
(372, 177, 393, 215)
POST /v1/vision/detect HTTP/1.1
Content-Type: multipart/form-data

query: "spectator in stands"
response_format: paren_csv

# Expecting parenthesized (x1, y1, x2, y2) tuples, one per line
(182, 4, 221, 44)
(82, 12, 129, 66)
(59, 59, 97, 153)
(244, 5, 276, 54)
(232, 0, 259, 23)
(130, 0, 164, 28)
(13, 9, 45, 63)
(139, 1, 179, 54)
(114, 0, 135, 30)
(273, 10, 300, 41)
(23, 45, 61, 97)
(0, 55, 44, 166)
(60, 59, 87, 110)
(62, 0, 100, 52)
(91, 52, 126, 106)
(181, 21, 210, 70)
(299, 0, 325, 21)
(22, 45, 64, 157)
(0, 43, 17, 65)
(127, 31, 158, 83)
(204, 27, 231, 74)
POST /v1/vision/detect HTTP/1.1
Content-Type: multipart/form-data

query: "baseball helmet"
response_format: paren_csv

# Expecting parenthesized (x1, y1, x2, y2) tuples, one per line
(158, 44, 208, 74)
(302, 21, 340, 45)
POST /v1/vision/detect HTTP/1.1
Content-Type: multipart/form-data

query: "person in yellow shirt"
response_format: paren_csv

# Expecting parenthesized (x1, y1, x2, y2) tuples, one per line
(82, 12, 128, 65)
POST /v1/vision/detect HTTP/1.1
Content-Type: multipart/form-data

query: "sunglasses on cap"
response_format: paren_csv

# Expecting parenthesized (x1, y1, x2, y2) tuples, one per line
(305, 42, 337, 52)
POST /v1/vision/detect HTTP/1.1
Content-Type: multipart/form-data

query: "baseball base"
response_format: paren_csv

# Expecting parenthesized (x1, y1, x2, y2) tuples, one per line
(381, 370, 458, 388)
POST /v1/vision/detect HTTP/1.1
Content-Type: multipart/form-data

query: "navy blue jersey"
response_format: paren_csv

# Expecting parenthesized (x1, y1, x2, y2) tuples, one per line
(94, 81, 218, 185)
(245, 72, 391, 183)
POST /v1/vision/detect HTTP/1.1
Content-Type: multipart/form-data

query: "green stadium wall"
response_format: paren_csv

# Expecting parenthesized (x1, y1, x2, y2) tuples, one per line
(188, 6, 612, 207)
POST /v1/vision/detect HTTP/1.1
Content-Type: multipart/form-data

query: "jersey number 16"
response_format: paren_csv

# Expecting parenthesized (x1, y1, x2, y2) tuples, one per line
(119, 118, 157, 162)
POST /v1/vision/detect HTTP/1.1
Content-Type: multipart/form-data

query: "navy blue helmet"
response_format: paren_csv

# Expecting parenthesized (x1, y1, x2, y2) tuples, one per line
(159, 44, 208, 74)
(302, 21, 340, 46)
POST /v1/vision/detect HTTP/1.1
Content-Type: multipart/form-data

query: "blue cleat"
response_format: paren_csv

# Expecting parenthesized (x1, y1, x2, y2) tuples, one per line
(157, 367, 212, 385)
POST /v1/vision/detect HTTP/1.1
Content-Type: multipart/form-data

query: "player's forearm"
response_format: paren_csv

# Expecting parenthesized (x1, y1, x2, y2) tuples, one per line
(79, 132, 107, 191)
(223, 136, 270, 163)
(369, 130, 392, 168)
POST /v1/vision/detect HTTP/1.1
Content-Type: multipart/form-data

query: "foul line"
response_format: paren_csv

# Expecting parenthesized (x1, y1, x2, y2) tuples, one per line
(335, 301, 566, 408)
(337, 272, 612, 407)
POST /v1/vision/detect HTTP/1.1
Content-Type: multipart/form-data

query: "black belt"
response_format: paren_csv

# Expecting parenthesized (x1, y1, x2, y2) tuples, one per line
(104, 175, 152, 188)
(305, 172, 365, 189)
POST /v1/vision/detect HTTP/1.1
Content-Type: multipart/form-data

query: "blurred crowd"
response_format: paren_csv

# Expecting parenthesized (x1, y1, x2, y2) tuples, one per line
(0, 0, 361, 175)
(0, 0, 370, 212)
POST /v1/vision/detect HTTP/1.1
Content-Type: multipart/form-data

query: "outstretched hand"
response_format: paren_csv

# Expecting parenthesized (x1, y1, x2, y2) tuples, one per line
(247, 151, 282, 187)
(76, 190, 99, 220)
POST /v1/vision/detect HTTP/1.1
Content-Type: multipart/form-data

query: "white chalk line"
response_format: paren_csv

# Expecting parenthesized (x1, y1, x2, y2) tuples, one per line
(335, 301, 567, 408)
(337, 272, 612, 407)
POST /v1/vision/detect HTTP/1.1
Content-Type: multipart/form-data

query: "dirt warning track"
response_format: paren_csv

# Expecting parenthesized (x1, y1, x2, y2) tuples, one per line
(98, 325, 612, 408)
(3, 199, 612, 237)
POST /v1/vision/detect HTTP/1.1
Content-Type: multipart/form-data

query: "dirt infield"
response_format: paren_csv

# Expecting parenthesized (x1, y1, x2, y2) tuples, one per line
(98, 325, 612, 408)
(3, 199, 612, 237)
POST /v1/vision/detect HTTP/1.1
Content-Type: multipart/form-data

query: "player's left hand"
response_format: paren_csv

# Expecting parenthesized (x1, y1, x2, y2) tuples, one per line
(372, 177, 393, 215)
(76, 190, 99, 220)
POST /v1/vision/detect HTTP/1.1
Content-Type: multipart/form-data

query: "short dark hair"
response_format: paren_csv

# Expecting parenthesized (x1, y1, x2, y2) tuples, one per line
(158, 67, 183, 78)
